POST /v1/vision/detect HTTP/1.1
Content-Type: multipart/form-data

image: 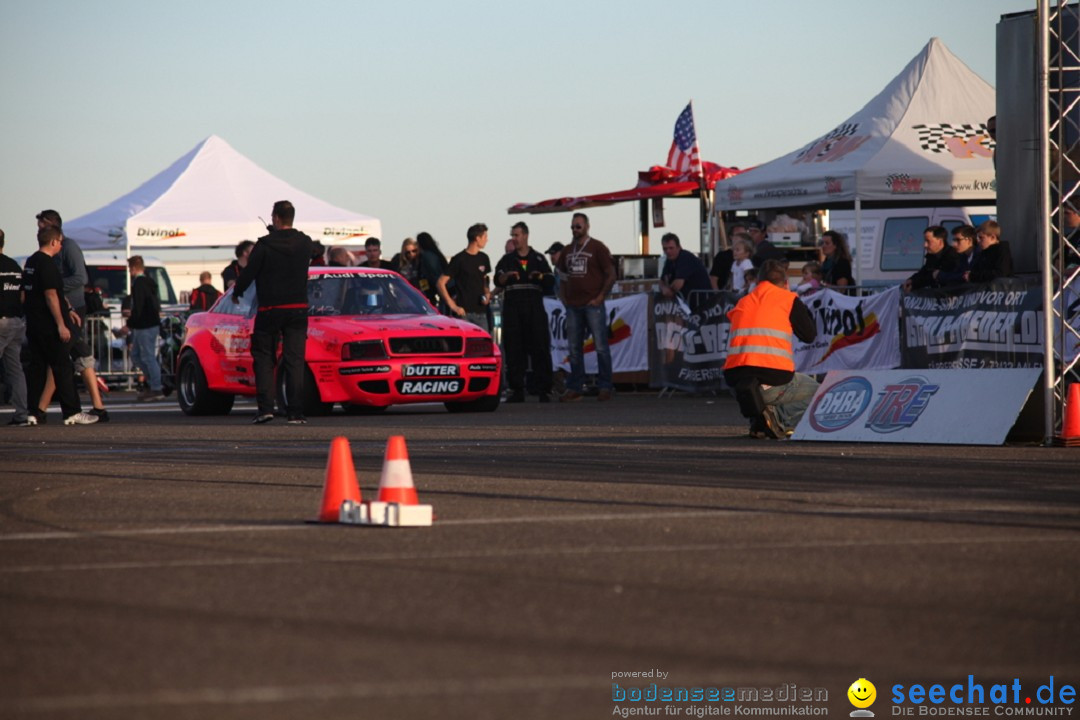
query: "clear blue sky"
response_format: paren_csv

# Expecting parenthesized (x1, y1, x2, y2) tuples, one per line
(0, 0, 1031, 261)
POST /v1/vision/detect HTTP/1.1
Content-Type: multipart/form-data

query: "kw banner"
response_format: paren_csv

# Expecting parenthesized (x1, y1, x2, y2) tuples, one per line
(545, 294, 649, 374)
(796, 287, 901, 372)
(899, 279, 1045, 369)
(650, 292, 736, 392)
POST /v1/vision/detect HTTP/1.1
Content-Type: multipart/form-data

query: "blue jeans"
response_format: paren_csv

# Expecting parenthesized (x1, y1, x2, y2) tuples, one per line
(130, 327, 162, 392)
(464, 311, 491, 333)
(564, 303, 612, 392)
(0, 317, 28, 421)
(761, 372, 819, 432)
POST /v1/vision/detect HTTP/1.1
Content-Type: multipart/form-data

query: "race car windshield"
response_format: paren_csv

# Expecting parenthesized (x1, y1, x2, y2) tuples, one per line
(307, 272, 437, 317)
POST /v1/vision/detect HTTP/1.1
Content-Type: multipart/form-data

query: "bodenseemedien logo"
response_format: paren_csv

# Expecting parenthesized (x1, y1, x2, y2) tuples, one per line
(849, 678, 877, 717)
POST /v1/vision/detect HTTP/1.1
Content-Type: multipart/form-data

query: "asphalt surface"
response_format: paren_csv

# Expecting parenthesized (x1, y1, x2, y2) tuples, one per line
(1, 392, 1078, 720)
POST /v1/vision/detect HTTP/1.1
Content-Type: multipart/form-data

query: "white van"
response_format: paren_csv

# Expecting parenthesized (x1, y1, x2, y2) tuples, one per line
(826, 206, 996, 288)
(83, 251, 178, 307)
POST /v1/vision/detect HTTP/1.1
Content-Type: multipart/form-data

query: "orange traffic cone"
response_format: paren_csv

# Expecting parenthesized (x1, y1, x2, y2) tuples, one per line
(317, 436, 362, 522)
(376, 435, 420, 505)
(1060, 383, 1080, 444)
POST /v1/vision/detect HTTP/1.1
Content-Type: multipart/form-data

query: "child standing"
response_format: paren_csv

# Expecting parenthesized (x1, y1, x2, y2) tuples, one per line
(730, 236, 756, 293)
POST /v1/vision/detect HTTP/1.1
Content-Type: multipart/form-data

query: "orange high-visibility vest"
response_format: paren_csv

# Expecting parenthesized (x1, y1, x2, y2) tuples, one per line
(723, 281, 797, 372)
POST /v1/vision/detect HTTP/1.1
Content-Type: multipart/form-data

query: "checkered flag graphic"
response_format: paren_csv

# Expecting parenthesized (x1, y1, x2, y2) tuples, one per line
(912, 123, 996, 153)
(796, 123, 860, 162)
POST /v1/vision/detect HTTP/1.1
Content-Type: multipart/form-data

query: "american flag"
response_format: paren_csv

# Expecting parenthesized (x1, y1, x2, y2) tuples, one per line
(667, 103, 701, 174)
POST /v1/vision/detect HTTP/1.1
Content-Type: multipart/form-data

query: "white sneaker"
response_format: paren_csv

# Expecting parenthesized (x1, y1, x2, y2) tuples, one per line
(63, 412, 100, 426)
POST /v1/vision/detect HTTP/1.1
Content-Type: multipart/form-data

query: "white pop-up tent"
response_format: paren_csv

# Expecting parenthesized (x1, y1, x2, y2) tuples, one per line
(65, 135, 381, 251)
(714, 37, 996, 211)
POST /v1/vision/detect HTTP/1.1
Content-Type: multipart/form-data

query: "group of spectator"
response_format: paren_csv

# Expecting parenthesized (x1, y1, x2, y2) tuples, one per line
(199, 212, 615, 411)
(904, 221, 1014, 291)
(0, 209, 172, 427)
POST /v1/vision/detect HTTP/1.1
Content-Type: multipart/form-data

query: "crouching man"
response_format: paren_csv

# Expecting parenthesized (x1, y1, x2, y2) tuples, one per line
(723, 260, 818, 439)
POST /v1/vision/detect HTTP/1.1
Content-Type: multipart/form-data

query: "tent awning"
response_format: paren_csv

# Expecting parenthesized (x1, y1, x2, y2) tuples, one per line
(64, 135, 381, 250)
(509, 162, 744, 215)
(714, 37, 997, 211)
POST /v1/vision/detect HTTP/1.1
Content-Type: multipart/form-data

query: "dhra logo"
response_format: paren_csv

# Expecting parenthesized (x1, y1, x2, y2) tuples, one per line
(865, 377, 939, 433)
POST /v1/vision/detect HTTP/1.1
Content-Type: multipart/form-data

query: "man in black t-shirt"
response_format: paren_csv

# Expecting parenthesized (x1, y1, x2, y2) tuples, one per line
(359, 238, 393, 270)
(22, 226, 96, 425)
(659, 233, 712, 310)
(0, 228, 31, 425)
(437, 223, 492, 332)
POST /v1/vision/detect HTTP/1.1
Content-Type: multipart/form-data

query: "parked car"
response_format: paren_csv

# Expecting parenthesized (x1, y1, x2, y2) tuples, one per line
(176, 266, 502, 416)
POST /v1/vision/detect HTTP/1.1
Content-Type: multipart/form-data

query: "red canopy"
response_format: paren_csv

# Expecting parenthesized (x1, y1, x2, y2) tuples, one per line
(508, 162, 745, 215)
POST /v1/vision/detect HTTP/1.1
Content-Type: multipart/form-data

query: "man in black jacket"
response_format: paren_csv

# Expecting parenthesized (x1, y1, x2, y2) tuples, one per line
(234, 200, 315, 425)
(494, 221, 554, 402)
(126, 255, 164, 402)
(189, 272, 222, 312)
(904, 226, 959, 291)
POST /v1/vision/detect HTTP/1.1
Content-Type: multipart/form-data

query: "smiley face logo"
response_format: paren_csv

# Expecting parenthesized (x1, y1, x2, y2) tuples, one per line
(848, 678, 877, 709)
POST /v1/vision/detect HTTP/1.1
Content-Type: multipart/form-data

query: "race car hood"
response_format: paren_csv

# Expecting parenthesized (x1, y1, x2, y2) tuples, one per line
(308, 313, 489, 339)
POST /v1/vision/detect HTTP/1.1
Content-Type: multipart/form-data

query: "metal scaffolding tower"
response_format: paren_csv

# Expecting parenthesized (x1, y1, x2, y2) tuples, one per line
(1039, 0, 1080, 443)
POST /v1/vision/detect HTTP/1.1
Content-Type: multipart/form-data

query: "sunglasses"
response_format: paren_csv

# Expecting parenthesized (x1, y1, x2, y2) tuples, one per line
(571, 225, 583, 230)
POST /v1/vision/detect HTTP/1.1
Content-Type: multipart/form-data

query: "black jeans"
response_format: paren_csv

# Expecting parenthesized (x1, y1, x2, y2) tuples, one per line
(27, 329, 81, 419)
(251, 308, 308, 417)
(501, 296, 552, 394)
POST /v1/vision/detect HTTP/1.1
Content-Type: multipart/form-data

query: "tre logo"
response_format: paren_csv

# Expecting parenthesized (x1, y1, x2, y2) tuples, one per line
(865, 378, 940, 433)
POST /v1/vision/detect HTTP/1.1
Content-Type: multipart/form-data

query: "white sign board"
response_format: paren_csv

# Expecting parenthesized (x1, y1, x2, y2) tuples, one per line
(792, 369, 1040, 444)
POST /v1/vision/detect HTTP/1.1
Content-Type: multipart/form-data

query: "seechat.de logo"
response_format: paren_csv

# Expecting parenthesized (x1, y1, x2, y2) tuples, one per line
(809, 376, 874, 432)
(865, 376, 940, 434)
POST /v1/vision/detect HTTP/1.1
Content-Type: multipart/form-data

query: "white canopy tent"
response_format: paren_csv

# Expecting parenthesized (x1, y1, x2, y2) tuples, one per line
(714, 37, 996, 211)
(65, 135, 381, 252)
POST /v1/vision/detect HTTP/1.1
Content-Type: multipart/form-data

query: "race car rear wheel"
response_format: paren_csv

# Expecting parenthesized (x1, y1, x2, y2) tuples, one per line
(277, 365, 333, 417)
(177, 352, 235, 416)
(444, 395, 500, 413)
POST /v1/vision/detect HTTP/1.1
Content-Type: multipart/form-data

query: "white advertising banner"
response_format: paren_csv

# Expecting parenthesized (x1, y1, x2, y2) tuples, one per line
(795, 287, 902, 373)
(545, 294, 650, 374)
(792, 368, 1040, 444)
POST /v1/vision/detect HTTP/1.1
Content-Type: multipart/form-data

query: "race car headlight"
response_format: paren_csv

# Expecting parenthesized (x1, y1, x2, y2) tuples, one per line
(342, 340, 387, 361)
(464, 337, 494, 357)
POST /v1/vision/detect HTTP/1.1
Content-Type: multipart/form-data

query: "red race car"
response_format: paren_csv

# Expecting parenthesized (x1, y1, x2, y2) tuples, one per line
(176, 267, 502, 416)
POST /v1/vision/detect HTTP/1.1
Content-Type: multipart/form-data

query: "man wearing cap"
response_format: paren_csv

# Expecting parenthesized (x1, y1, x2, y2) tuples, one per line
(723, 259, 818, 439)
(495, 222, 554, 402)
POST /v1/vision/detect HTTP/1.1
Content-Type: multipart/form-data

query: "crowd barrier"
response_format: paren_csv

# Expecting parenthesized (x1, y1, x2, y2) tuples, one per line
(81, 310, 185, 390)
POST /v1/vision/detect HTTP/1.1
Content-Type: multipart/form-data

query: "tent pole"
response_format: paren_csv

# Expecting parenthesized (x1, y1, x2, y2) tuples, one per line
(853, 198, 863, 287)
(1037, 0, 1054, 445)
(638, 199, 650, 255)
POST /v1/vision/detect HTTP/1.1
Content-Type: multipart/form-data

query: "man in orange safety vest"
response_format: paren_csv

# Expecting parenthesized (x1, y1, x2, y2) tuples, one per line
(723, 260, 818, 439)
